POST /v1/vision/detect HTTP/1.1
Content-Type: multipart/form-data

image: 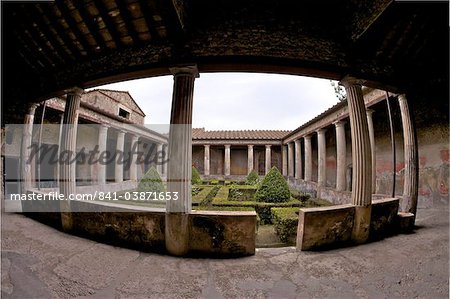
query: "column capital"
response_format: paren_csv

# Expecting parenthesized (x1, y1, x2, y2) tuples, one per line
(204, 144, 210, 148)
(169, 65, 199, 78)
(316, 128, 327, 135)
(304, 135, 312, 141)
(366, 109, 375, 116)
(248, 144, 254, 149)
(65, 86, 84, 96)
(339, 76, 365, 88)
(294, 139, 301, 145)
(99, 123, 109, 129)
(224, 144, 231, 149)
(398, 94, 407, 102)
(265, 144, 272, 149)
(333, 120, 346, 127)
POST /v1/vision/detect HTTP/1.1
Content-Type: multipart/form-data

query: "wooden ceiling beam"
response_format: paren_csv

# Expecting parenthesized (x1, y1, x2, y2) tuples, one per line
(22, 5, 75, 63)
(72, 0, 108, 50)
(54, 1, 93, 54)
(38, 4, 84, 59)
(93, 0, 123, 48)
(136, 0, 162, 41)
(115, 0, 143, 44)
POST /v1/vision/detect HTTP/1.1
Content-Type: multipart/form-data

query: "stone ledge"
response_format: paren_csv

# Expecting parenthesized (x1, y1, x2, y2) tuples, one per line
(297, 204, 355, 250)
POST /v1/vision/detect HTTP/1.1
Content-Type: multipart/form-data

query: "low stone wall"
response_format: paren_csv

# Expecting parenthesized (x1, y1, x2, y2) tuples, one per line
(288, 178, 390, 204)
(189, 210, 257, 256)
(297, 204, 355, 250)
(297, 198, 400, 250)
(19, 198, 256, 257)
(370, 198, 400, 240)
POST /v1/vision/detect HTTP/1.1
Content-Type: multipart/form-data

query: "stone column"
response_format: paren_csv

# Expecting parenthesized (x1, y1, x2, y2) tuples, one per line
(334, 121, 347, 191)
(157, 143, 164, 176)
(129, 134, 139, 182)
(224, 145, 231, 176)
(341, 77, 372, 244)
(247, 145, 254, 174)
(20, 103, 39, 194)
(366, 109, 376, 193)
(115, 130, 125, 183)
(294, 139, 302, 180)
(97, 124, 108, 185)
(304, 135, 313, 181)
(288, 142, 294, 177)
(166, 65, 198, 256)
(317, 128, 327, 187)
(282, 145, 287, 176)
(59, 87, 83, 232)
(204, 145, 210, 176)
(265, 145, 272, 174)
(398, 94, 418, 218)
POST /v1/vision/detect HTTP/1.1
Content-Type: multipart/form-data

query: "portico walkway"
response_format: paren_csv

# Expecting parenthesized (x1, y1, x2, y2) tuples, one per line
(2, 205, 448, 298)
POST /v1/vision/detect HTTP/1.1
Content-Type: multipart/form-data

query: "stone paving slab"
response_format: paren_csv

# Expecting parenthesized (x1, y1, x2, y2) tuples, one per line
(1, 206, 448, 299)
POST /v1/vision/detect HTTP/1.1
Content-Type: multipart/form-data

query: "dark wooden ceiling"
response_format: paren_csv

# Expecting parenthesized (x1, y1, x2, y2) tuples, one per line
(2, 0, 448, 105)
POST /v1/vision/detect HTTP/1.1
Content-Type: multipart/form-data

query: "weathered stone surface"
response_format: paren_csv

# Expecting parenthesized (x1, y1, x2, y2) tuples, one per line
(189, 210, 256, 256)
(370, 198, 400, 240)
(297, 204, 355, 250)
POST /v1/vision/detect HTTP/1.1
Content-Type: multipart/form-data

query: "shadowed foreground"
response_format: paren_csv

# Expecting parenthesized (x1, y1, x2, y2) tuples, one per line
(1, 205, 448, 299)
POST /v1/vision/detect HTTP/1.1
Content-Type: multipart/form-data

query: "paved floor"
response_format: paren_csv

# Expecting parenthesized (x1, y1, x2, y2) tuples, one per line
(1, 205, 449, 299)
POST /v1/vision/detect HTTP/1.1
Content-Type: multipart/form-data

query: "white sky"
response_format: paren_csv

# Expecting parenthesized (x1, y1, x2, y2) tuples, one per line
(94, 73, 340, 131)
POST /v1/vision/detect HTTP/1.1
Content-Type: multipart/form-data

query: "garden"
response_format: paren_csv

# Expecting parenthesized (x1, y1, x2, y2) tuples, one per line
(111, 165, 333, 247)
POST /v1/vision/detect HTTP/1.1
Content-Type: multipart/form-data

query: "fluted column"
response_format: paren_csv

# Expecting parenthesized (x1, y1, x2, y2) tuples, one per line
(247, 145, 254, 174)
(341, 77, 372, 244)
(317, 128, 327, 187)
(21, 103, 39, 194)
(166, 65, 198, 256)
(366, 109, 376, 193)
(282, 145, 288, 176)
(204, 145, 210, 176)
(156, 143, 164, 176)
(304, 135, 312, 181)
(59, 87, 83, 232)
(294, 139, 302, 180)
(334, 121, 347, 191)
(265, 145, 272, 174)
(224, 145, 231, 176)
(288, 142, 294, 177)
(115, 130, 125, 183)
(129, 134, 139, 182)
(398, 94, 418, 218)
(97, 124, 108, 184)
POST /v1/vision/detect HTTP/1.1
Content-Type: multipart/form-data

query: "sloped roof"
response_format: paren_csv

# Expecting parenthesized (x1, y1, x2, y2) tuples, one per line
(85, 89, 146, 117)
(193, 128, 289, 140)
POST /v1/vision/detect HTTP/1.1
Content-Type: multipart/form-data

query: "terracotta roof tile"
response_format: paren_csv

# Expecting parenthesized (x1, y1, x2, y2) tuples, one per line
(192, 128, 289, 140)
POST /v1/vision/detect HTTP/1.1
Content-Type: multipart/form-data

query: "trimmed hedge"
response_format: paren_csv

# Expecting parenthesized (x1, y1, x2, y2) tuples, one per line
(192, 166, 202, 185)
(246, 170, 260, 185)
(255, 167, 290, 203)
(138, 166, 165, 193)
(229, 185, 257, 201)
(271, 207, 300, 244)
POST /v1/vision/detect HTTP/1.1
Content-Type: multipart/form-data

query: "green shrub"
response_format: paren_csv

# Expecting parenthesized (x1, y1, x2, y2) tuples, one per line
(138, 166, 165, 193)
(201, 185, 221, 206)
(272, 207, 300, 244)
(210, 180, 219, 185)
(192, 166, 202, 185)
(192, 186, 202, 197)
(290, 188, 310, 202)
(255, 167, 290, 203)
(246, 170, 260, 185)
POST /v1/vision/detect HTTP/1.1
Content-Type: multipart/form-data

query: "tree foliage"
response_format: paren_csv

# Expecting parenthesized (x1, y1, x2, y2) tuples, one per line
(138, 166, 165, 193)
(255, 167, 290, 203)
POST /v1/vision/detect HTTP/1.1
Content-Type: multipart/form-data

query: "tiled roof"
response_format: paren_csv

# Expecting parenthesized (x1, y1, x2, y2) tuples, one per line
(192, 128, 289, 140)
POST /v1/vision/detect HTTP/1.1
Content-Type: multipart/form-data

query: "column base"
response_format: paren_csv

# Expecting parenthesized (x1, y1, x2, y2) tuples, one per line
(352, 206, 371, 244)
(61, 212, 73, 232)
(165, 212, 190, 256)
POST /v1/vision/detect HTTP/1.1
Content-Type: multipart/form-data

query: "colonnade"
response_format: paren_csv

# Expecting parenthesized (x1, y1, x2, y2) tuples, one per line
(202, 143, 276, 176)
(20, 66, 419, 254)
